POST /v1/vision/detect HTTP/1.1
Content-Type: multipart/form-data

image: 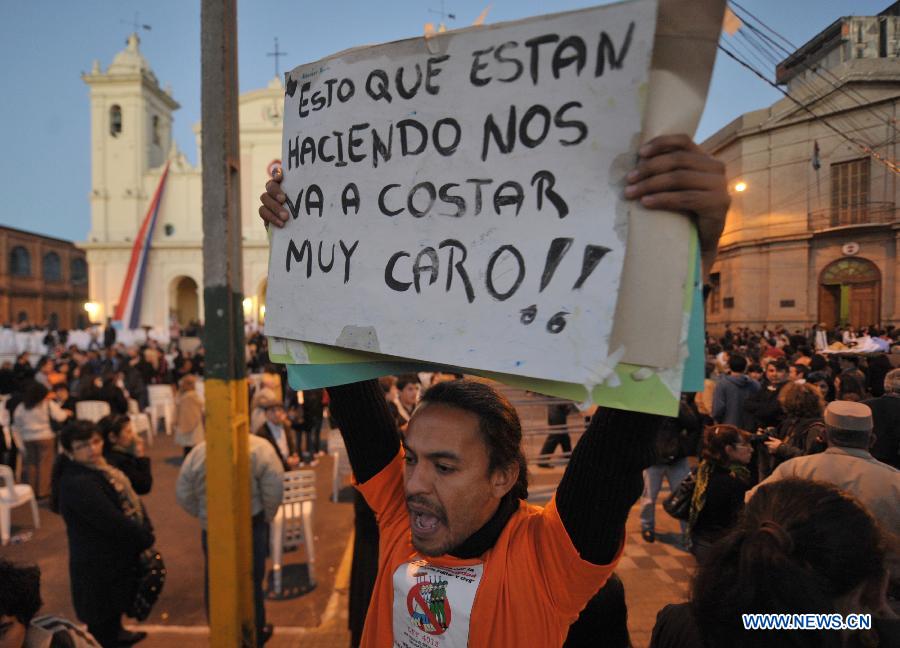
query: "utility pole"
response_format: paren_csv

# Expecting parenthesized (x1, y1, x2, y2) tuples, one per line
(200, 1, 255, 646)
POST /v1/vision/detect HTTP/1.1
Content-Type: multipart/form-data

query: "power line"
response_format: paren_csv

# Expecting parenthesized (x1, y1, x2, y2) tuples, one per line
(728, 0, 897, 127)
(717, 43, 900, 175)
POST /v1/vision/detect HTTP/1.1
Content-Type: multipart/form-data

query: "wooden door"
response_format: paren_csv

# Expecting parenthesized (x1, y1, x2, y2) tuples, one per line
(850, 281, 880, 327)
(818, 284, 841, 328)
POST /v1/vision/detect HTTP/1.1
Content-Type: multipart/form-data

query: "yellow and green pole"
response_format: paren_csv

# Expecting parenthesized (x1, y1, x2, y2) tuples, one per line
(200, 0, 255, 645)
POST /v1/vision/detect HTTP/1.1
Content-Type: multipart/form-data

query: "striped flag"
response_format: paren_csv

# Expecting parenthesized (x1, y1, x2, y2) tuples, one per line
(113, 163, 170, 330)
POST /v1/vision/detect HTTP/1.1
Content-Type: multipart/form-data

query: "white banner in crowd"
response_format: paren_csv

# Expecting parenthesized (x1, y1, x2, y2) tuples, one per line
(266, 1, 657, 385)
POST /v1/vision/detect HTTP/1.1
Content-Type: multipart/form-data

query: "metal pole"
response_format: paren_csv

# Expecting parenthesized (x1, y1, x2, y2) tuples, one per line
(200, 0, 255, 645)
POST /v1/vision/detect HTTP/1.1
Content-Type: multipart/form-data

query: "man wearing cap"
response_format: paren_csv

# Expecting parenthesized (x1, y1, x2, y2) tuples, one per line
(745, 400, 900, 540)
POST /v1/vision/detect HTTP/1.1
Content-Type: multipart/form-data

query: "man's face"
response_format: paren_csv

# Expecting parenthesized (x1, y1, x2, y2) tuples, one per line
(403, 403, 511, 557)
(766, 364, 786, 384)
(0, 614, 26, 648)
(749, 368, 762, 381)
(812, 380, 829, 397)
(266, 406, 287, 426)
(399, 382, 420, 408)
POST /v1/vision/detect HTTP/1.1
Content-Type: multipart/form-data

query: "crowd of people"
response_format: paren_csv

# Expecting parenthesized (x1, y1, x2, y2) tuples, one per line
(2, 129, 899, 648)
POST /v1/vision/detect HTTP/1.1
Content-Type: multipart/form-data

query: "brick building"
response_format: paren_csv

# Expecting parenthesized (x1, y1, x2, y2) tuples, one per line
(0, 225, 89, 329)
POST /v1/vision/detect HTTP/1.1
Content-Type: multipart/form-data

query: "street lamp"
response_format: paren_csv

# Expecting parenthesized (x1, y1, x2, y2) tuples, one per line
(83, 302, 100, 322)
(242, 297, 253, 318)
(734, 181, 747, 193)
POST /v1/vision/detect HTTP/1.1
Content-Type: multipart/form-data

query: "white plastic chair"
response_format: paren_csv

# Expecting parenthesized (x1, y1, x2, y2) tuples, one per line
(0, 464, 40, 545)
(129, 413, 154, 446)
(270, 470, 316, 595)
(328, 430, 352, 502)
(147, 385, 175, 436)
(75, 400, 111, 423)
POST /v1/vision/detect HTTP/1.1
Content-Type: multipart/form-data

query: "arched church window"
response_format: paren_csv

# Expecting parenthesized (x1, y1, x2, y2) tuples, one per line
(9, 246, 30, 277)
(71, 258, 88, 285)
(152, 115, 161, 145)
(43, 252, 61, 281)
(110, 105, 122, 137)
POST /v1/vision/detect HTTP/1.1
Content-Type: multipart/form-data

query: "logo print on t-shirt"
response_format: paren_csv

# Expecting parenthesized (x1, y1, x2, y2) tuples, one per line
(406, 573, 452, 634)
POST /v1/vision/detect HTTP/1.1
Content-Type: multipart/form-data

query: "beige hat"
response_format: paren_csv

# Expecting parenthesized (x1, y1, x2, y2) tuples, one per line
(824, 401, 873, 431)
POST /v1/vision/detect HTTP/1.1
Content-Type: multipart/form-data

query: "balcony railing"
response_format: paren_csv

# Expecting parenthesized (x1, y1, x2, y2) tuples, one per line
(807, 202, 898, 232)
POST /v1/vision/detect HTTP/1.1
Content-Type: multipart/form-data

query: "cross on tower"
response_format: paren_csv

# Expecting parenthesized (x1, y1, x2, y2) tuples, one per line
(267, 37, 288, 79)
(121, 12, 151, 35)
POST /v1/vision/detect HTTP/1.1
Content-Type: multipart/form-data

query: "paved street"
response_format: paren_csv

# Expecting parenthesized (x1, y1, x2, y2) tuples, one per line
(2, 429, 693, 648)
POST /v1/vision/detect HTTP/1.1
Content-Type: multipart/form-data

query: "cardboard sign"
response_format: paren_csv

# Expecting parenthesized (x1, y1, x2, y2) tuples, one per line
(266, 0, 658, 386)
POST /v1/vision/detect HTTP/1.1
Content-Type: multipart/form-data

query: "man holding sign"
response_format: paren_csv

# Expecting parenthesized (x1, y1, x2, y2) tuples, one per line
(259, 128, 728, 646)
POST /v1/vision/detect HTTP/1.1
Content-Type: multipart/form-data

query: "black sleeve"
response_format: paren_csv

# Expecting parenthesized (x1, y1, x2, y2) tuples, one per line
(128, 456, 153, 495)
(555, 407, 659, 564)
(61, 475, 154, 553)
(326, 380, 401, 483)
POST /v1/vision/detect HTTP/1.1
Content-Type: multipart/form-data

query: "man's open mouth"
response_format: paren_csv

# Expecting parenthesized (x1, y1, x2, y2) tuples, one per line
(408, 503, 445, 538)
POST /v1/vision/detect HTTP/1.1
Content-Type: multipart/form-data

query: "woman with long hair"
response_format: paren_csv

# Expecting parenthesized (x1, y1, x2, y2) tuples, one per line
(761, 382, 826, 478)
(688, 424, 753, 564)
(652, 479, 897, 647)
(50, 421, 154, 647)
(13, 382, 71, 497)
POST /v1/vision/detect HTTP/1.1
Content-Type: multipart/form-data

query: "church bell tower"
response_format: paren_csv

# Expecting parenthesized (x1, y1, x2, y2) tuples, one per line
(82, 33, 179, 243)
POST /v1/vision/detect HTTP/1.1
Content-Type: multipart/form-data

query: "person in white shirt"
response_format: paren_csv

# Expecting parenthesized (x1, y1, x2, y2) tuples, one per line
(13, 383, 70, 498)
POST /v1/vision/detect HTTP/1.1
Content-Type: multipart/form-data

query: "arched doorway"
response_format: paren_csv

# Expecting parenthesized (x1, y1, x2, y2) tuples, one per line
(818, 258, 880, 328)
(170, 276, 199, 327)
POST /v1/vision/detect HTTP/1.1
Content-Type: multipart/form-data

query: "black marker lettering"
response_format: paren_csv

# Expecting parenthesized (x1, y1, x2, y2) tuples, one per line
(412, 247, 440, 292)
(317, 241, 335, 272)
(573, 245, 611, 289)
(385, 251, 411, 291)
(485, 245, 525, 301)
(439, 239, 475, 303)
(378, 184, 403, 217)
(339, 239, 359, 284)
(596, 22, 635, 76)
(539, 237, 574, 292)
(341, 183, 360, 215)
(286, 238, 312, 276)
(531, 170, 569, 219)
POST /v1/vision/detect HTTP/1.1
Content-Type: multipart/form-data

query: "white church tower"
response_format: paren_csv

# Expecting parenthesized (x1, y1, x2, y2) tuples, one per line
(83, 33, 179, 243)
(80, 34, 282, 334)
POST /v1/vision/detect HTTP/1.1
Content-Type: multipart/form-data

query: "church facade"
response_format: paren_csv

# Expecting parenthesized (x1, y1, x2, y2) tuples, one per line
(81, 34, 282, 332)
(704, 6, 899, 332)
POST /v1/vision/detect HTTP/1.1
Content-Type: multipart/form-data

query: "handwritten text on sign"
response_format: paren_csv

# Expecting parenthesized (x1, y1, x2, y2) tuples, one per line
(266, 0, 657, 385)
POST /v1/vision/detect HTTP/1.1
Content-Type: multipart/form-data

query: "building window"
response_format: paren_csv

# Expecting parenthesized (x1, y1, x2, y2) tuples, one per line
(723, 297, 735, 309)
(830, 158, 869, 226)
(9, 246, 30, 277)
(71, 258, 87, 285)
(152, 115, 161, 145)
(708, 272, 721, 314)
(110, 105, 122, 137)
(43, 252, 61, 281)
(779, 299, 796, 308)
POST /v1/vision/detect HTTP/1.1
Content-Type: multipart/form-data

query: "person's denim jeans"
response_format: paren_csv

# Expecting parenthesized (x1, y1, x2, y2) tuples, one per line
(639, 459, 690, 533)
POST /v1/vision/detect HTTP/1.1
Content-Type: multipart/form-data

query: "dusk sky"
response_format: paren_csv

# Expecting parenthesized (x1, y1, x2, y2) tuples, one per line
(0, 0, 889, 240)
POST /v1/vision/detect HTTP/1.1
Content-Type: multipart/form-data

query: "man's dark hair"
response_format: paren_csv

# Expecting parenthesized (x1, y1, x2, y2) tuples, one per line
(0, 559, 42, 625)
(728, 354, 747, 374)
(747, 364, 762, 375)
(810, 354, 827, 372)
(770, 358, 789, 372)
(791, 364, 810, 378)
(421, 380, 528, 500)
(396, 374, 420, 391)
